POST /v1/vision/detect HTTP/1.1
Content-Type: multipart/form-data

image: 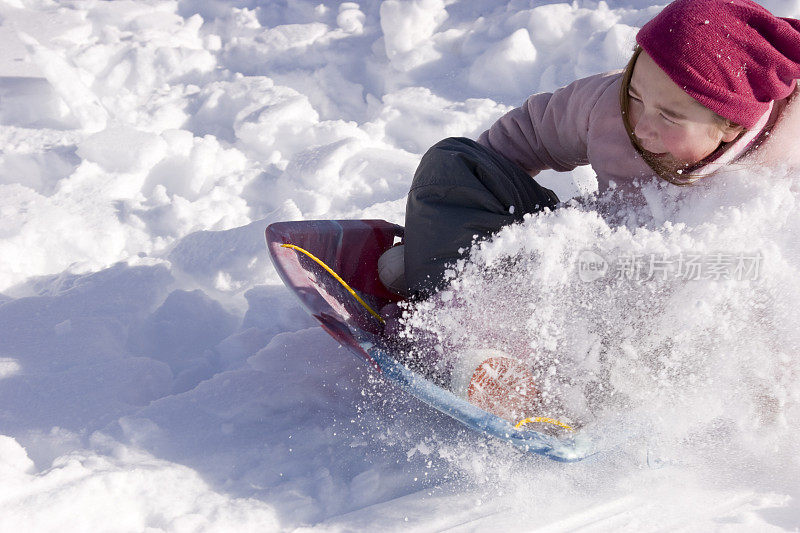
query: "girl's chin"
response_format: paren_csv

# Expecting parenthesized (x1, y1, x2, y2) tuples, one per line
(644, 150, 694, 171)
(647, 150, 688, 165)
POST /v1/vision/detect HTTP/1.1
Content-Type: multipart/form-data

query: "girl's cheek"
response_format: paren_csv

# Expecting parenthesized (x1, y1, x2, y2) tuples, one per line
(661, 129, 684, 145)
(665, 130, 712, 161)
(661, 129, 697, 159)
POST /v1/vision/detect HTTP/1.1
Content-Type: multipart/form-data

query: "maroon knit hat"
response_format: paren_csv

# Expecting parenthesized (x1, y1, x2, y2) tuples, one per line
(636, 0, 800, 129)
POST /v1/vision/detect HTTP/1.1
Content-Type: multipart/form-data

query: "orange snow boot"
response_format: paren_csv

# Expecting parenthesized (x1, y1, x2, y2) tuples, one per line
(450, 349, 541, 422)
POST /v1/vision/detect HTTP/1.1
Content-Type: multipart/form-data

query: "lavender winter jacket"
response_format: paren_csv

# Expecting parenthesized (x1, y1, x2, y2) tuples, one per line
(477, 71, 791, 193)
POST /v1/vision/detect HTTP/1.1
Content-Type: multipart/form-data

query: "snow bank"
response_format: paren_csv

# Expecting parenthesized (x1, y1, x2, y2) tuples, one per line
(1, 0, 799, 530)
(0, 435, 279, 532)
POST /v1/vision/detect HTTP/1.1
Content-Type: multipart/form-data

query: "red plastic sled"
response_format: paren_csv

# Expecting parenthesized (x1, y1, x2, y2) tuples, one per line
(266, 219, 594, 461)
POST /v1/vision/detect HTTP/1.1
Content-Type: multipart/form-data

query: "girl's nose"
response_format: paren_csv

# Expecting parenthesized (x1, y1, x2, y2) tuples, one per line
(633, 112, 657, 141)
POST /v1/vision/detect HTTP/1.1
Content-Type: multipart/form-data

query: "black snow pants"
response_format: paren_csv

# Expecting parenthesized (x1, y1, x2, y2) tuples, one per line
(404, 137, 559, 296)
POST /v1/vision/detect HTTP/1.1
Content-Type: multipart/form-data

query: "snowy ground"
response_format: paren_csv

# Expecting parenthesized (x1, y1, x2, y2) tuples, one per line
(1, 0, 800, 531)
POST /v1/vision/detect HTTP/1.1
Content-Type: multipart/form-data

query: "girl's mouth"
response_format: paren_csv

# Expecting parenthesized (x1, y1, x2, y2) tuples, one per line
(645, 149, 669, 158)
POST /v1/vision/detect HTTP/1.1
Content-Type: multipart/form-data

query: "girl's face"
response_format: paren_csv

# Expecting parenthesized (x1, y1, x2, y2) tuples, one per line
(628, 52, 743, 170)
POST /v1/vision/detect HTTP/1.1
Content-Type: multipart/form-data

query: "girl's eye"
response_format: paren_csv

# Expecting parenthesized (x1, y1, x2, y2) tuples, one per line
(660, 113, 679, 125)
(628, 93, 641, 102)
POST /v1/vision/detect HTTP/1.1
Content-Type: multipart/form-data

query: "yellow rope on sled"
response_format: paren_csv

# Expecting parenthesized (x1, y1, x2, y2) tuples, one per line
(281, 243, 385, 325)
(514, 417, 574, 431)
(282, 242, 574, 432)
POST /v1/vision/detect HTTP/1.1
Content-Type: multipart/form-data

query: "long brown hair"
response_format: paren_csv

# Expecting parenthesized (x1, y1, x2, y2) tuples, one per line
(619, 46, 744, 186)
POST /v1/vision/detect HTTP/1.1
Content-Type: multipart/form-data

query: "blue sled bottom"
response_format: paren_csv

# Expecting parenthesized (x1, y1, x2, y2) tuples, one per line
(365, 343, 596, 462)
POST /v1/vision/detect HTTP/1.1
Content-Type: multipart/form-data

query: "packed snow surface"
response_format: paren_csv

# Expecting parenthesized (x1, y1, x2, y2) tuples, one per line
(1, 0, 800, 530)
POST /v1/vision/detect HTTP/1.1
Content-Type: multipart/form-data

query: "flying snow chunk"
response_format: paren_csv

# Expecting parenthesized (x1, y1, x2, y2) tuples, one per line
(0, 358, 21, 379)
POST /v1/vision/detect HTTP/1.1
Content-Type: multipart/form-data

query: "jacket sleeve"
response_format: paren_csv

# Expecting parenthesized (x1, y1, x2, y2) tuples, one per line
(477, 72, 621, 177)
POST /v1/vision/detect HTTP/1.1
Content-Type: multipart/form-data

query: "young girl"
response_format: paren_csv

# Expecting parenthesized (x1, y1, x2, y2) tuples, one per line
(382, 0, 800, 299)
(379, 0, 800, 424)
